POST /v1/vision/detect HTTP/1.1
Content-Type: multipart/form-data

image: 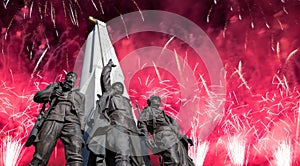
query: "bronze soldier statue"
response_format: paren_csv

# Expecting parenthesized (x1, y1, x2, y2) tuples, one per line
(87, 59, 145, 166)
(138, 95, 194, 166)
(28, 72, 85, 166)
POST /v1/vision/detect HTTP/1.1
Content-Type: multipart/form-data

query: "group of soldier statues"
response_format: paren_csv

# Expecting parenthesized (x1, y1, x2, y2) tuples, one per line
(26, 59, 194, 166)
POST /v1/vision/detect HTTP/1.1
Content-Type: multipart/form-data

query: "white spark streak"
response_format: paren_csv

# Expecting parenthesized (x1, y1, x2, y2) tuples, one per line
(193, 141, 210, 166)
(120, 14, 129, 39)
(29, 1, 33, 18)
(199, 74, 210, 96)
(50, 3, 56, 28)
(152, 61, 162, 82)
(251, 22, 254, 29)
(32, 48, 49, 78)
(131, 0, 144, 21)
(232, 61, 251, 91)
(276, 42, 280, 59)
(283, 7, 288, 14)
(174, 49, 183, 78)
(276, 18, 284, 30)
(285, 49, 298, 63)
(99, 0, 104, 14)
(226, 135, 246, 166)
(3, 0, 10, 9)
(160, 36, 175, 55)
(207, 4, 213, 23)
(193, 63, 199, 74)
(1, 136, 24, 166)
(274, 140, 292, 166)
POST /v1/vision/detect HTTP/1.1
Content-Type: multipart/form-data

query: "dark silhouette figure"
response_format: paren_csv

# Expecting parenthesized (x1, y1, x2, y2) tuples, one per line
(138, 96, 194, 166)
(29, 72, 85, 166)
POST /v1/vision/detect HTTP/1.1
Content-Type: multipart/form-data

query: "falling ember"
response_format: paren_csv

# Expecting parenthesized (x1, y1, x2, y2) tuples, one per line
(273, 140, 292, 166)
(206, 4, 213, 23)
(226, 135, 246, 166)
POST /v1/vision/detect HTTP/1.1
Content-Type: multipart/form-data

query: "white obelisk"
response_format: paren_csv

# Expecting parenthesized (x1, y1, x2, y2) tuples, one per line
(80, 17, 130, 123)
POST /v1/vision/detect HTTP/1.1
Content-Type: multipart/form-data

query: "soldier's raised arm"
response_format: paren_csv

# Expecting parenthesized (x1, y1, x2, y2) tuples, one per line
(100, 59, 116, 93)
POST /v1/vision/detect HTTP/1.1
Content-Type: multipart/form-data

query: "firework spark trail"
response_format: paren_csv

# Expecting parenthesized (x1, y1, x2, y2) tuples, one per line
(173, 49, 183, 78)
(98, 0, 104, 14)
(274, 140, 292, 166)
(226, 135, 246, 166)
(31, 48, 49, 78)
(1, 136, 25, 166)
(29, 1, 34, 18)
(272, 75, 288, 90)
(276, 18, 284, 31)
(90, 0, 99, 11)
(152, 61, 162, 82)
(130, 0, 144, 21)
(160, 36, 175, 55)
(246, 1, 254, 29)
(119, 14, 129, 39)
(69, 3, 78, 26)
(62, 0, 67, 18)
(198, 74, 210, 96)
(258, 5, 270, 29)
(276, 42, 280, 59)
(3, 0, 10, 9)
(193, 141, 209, 166)
(285, 49, 298, 64)
(206, 4, 213, 23)
(50, 2, 58, 36)
(232, 61, 251, 92)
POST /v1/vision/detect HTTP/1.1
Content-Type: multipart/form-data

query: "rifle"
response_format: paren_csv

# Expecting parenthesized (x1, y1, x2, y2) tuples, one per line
(135, 103, 141, 116)
(25, 82, 60, 147)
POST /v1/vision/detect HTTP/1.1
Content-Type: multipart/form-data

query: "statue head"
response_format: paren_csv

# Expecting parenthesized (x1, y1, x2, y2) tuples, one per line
(112, 82, 124, 95)
(147, 95, 161, 109)
(63, 72, 77, 90)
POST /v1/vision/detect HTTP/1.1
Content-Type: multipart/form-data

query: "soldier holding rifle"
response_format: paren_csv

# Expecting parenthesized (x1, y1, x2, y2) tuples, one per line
(27, 72, 85, 166)
(138, 95, 194, 166)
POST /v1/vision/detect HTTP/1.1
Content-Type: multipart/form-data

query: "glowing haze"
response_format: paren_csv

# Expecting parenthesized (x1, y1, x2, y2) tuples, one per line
(1, 0, 300, 165)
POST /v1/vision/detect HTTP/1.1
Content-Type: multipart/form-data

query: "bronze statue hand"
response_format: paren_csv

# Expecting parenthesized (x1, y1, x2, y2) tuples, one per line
(52, 87, 63, 97)
(145, 137, 157, 150)
(107, 59, 116, 67)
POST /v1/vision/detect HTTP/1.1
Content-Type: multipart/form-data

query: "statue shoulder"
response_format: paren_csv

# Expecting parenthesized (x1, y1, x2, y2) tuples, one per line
(141, 106, 153, 115)
(72, 88, 85, 100)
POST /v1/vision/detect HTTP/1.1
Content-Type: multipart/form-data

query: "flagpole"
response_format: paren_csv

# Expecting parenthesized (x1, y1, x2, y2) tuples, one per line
(89, 16, 106, 67)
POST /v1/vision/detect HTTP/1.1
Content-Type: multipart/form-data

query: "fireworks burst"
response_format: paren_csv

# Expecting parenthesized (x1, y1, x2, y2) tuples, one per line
(0, 136, 25, 166)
